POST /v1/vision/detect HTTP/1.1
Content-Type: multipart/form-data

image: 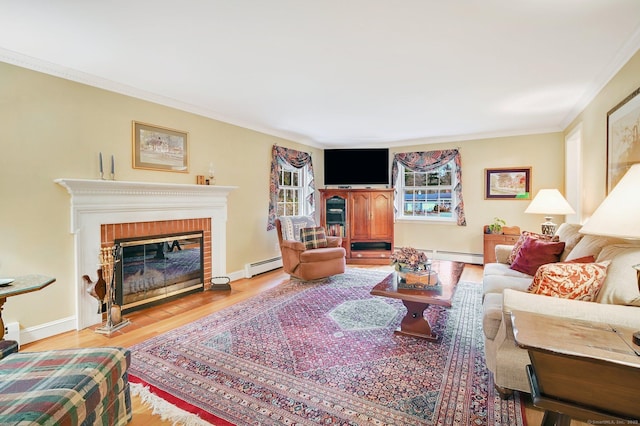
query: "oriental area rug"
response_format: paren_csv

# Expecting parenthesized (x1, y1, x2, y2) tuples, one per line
(128, 268, 526, 425)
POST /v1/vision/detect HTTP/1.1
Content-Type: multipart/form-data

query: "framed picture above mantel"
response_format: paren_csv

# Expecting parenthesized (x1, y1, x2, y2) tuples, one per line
(484, 167, 531, 200)
(132, 121, 189, 173)
(607, 86, 640, 194)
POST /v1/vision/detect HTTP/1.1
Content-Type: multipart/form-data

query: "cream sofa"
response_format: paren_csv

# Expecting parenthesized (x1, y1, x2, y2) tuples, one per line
(482, 223, 640, 397)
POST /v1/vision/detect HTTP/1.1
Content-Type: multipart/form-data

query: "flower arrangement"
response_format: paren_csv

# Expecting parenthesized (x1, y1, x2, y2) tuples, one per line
(390, 246, 428, 270)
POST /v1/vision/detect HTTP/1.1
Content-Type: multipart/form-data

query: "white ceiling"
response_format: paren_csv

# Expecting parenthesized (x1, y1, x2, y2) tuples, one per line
(2, 1, 640, 148)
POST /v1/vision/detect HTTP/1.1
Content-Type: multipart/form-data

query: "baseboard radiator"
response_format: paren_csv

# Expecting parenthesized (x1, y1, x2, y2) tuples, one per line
(244, 256, 283, 277)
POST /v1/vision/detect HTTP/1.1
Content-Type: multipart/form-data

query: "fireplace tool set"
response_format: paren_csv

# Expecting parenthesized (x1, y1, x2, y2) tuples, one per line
(84, 245, 130, 335)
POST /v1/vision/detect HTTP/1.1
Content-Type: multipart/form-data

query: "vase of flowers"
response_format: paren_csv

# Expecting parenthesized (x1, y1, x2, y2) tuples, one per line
(391, 247, 429, 282)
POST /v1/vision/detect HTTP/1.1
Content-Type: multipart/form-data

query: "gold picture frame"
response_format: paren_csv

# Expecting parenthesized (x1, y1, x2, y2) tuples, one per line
(484, 167, 531, 200)
(132, 121, 189, 173)
(607, 86, 640, 193)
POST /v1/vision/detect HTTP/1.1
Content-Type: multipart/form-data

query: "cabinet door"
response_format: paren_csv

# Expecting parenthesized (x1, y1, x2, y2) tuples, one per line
(349, 192, 371, 240)
(370, 191, 393, 239)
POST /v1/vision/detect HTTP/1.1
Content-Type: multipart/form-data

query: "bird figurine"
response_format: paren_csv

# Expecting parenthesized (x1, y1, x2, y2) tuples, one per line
(83, 269, 107, 313)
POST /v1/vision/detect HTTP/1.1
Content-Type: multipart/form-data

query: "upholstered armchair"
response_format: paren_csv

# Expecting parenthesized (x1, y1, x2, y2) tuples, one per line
(275, 216, 346, 281)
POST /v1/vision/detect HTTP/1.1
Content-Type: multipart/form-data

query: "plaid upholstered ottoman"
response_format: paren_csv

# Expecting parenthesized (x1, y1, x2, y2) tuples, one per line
(0, 340, 18, 359)
(0, 346, 132, 425)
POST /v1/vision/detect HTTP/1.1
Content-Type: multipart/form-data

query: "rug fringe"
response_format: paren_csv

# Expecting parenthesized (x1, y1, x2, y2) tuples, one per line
(130, 382, 212, 426)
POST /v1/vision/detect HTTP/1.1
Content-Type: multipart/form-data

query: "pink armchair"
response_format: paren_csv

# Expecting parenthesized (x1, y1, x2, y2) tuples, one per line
(275, 217, 346, 281)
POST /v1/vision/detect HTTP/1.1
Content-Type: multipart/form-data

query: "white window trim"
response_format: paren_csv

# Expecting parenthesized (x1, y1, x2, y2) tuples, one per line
(278, 160, 313, 217)
(395, 162, 457, 223)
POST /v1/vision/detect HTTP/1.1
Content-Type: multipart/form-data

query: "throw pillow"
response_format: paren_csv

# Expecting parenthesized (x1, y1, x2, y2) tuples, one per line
(528, 260, 611, 301)
(507, 231, 558, 265)
(279, 215, 316, 241)
(300, 227, 328, 249)
(509, 237, 566, 276)
(567, 255, 596, 263)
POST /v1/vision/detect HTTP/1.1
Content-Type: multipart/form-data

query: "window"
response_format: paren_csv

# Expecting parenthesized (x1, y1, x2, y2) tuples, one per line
(397, 160, 456, 221)
(276, 161, 311, 217)
(267, 145, 316, 231)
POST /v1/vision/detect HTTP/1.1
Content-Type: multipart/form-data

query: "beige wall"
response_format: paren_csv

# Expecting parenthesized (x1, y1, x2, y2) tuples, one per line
(389, 133, 565, 258)
(565, 48, 640, 217)
(0, 62, 320, 330)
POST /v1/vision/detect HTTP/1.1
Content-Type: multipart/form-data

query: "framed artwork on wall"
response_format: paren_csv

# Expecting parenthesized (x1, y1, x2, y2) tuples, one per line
(132, 121, 189, 172)
(607, 86, 640, 193)
(485, 167, 531, 199)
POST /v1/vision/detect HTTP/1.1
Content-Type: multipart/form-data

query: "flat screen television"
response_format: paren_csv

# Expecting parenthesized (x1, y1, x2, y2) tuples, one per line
(324, 148, 390, 186)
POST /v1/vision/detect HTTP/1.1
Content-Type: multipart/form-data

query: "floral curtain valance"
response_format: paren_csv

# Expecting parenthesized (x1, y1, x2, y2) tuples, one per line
(391, 149, 466, 226)
(267, 145, 315, 231)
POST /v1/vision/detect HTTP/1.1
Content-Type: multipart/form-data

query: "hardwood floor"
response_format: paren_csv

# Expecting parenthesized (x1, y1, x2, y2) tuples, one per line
(21, 264, 584, 425)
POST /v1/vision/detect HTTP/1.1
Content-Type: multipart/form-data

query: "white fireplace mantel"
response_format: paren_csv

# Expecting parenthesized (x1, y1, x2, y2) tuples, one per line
(55, 178, 237, 330)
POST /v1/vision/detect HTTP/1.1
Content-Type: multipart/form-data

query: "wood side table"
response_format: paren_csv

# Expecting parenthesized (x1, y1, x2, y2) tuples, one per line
(483, 232, 520, 264)
(0, 275, 56, 340)
(511, 310, 640, 425)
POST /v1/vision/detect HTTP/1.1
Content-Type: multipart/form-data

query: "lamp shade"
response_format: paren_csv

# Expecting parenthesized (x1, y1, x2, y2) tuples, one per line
(580, 163, 640, 239)
(524, 189, 575, 215)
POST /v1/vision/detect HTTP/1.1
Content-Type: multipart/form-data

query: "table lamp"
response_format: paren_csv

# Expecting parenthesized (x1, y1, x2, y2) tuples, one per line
(579, 163, 640, 239)
(524, 189, 575, 236)
(580, 163, 640, 347)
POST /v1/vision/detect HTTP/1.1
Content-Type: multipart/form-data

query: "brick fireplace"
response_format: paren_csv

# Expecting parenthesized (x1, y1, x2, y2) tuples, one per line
(104, 219, 211, 312)
(101, 218, 212, 285)
(56, 179, 236, 330)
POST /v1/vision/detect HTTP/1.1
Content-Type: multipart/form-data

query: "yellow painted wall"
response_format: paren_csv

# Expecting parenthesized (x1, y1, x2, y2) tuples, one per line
(390, 133, 565, 257)
(565, 48, 640, 217)
(1, 45, 638, 337)
(0, 62, 320, 330)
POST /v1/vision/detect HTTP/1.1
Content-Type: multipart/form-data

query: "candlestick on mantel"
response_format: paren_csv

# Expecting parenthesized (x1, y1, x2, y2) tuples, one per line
(111, 155, 115, 180)
(99, 152, 104, 179)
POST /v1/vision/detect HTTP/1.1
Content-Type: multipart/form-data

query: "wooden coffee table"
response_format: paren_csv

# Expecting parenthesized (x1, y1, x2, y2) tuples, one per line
(370, 261, 463, 341)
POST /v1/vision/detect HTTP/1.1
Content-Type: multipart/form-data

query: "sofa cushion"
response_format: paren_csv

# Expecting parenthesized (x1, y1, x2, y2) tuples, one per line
(484, 262, 532, 278)
(509, 237, 565, 276)
(528, 261, 610, 301)
(300, 226, 328, 249)
(554, 223, 584, 261)
(595, 244, 640, 306)
(483, 265, 534, 295)
(495, 244, 514, 264)
(565, 234, 625, 261)
(507, 231, 557, 264)
(482, 293, 504, 340)
(279, 215, 316, 241)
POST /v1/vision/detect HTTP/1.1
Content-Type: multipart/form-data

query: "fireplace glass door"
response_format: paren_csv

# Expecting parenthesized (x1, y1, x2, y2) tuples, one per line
(116, 232, 204, 312)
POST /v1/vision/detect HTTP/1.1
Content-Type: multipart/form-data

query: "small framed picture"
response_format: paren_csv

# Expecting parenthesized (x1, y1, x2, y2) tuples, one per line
(132, 121, 189, 172)
(485, 167, 531, 199)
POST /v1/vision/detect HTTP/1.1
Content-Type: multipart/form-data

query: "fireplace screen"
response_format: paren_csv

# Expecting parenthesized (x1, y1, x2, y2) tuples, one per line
(116, 232, 204, 312)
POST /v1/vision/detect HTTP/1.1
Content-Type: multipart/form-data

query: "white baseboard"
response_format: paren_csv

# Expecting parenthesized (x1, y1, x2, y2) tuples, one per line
(20, 316, 76, 346)
(227, 270, 246, 282)
(22, 272, 254, 344)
